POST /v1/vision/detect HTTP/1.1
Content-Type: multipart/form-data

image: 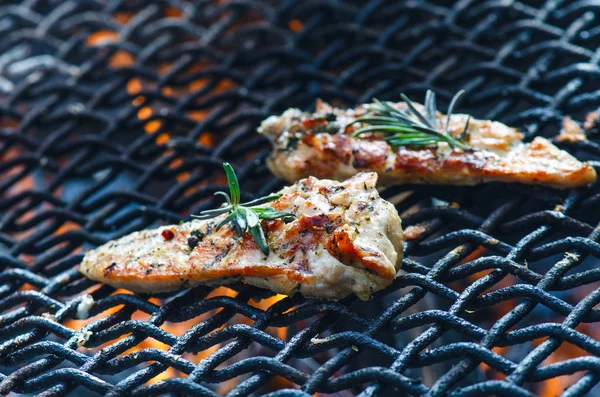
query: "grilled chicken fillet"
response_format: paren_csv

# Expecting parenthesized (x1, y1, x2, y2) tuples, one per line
(80, 173, 403, 300)
(259, 100, 596, 189)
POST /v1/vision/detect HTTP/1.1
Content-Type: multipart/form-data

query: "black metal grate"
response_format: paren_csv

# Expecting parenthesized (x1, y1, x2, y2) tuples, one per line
(2, 0, 600, 396)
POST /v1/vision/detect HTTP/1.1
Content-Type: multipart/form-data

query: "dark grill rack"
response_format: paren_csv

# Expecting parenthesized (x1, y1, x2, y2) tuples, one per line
(2, 0, 600, 396)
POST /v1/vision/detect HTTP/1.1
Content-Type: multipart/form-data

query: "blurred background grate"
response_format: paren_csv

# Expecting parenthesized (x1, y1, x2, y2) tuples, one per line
(2, 0, 600, 396)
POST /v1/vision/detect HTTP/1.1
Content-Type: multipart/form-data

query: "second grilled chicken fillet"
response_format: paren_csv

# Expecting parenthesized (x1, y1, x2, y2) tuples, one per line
(259, 100, 596, 189)
(80, 172, 403, 301)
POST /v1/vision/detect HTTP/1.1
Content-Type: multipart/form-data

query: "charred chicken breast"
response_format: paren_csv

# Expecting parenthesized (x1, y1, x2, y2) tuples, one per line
(259, 98, 596, 189)
(80, 172, 403, 301)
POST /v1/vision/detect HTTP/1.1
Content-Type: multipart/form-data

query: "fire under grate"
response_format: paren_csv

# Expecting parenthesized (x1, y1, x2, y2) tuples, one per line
(2, 0, 600, 396)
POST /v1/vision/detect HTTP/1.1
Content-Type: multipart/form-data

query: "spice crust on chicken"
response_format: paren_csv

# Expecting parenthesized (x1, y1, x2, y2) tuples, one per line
(259, 99, 596, 189)
(80, 172, 403, 301)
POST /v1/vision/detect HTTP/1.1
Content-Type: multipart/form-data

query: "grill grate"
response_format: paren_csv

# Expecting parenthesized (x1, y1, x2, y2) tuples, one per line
(2, 0, 600, 396)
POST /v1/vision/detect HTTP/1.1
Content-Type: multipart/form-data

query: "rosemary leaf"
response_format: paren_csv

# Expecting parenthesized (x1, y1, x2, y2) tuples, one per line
(383, 133, 431, 141)
(387, 138, 440, 146)
(254, 208, 296, 219)
(223, 162, 240, 206)
(400, 93, 433, 128)
(353, 125, 423, 137)
(244, 207, 260, 228)
(250, 224, 269, 256)
(348, 90, 471, 150)
(193, 163, 295, 256)
(241, 193, 282, 207)
(235, 210, 247, 230)
(446, 89, 465, 133)
(194, 207, 230, 218)
(214, 191, 231, 204)
(461, 115, 471, 142)
(216, 212, 236, 231)
(424, 90, 437, 128)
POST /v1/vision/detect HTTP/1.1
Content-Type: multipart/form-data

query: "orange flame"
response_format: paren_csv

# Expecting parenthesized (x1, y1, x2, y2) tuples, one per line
(537, 338, 588, 396)
(288, 20, 303, 32)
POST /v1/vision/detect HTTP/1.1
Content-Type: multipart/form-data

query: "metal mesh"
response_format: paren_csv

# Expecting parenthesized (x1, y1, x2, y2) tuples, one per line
(2, 0, 600, 396)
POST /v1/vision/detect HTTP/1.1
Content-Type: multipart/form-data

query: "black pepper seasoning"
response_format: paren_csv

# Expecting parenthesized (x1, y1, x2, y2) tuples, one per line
(188, 236, 199, 249)
(188, 229, 205, 249)
(191, 229, 205, 239)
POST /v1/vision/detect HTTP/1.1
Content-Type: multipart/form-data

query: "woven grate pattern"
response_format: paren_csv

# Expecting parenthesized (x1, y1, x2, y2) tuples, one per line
(2, 0, 600, 396)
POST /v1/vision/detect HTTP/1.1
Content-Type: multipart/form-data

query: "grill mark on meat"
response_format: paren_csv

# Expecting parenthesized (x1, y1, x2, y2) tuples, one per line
(259, 101, 596, 189)
(80, 173, 404, 301)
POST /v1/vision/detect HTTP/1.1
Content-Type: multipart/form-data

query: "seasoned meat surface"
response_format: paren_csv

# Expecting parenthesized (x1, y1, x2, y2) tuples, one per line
(80, 173, 403, 300)
(259, 100, 596, 189)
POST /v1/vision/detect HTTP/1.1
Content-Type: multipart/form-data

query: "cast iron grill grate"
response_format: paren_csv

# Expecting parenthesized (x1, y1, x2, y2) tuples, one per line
(2, 0, 600, 396)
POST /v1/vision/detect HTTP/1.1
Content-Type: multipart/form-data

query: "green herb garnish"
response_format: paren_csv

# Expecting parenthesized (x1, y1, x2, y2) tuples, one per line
(192, 163, 295, 255)
(347, 90, 471, 150)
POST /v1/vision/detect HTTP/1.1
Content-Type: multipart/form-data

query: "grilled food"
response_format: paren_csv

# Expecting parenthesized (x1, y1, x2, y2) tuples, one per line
(80, 172, 403, 300)
(259, 99, 596, 189)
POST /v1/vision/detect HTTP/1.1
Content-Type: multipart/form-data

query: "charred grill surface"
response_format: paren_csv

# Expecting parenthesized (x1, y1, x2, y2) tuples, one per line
(2, 1, 600, 396)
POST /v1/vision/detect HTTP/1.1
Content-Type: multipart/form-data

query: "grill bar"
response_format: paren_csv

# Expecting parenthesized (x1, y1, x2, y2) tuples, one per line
(2, 0, 600, 396)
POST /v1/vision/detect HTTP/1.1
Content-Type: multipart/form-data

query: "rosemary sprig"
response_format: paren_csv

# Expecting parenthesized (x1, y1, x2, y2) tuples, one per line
(192, 163, 295, 256)
(347, 90, 471, 150)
